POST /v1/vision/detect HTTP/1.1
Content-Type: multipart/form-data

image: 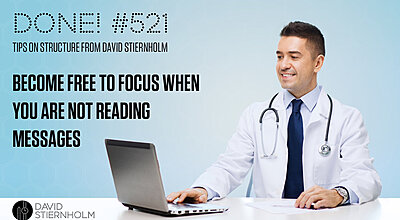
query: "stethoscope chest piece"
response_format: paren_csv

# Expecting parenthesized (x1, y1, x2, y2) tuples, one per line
(319, 144, 331, 157)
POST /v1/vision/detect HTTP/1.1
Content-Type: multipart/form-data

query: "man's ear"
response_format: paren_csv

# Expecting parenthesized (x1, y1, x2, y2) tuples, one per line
(314, 54, 325, 72)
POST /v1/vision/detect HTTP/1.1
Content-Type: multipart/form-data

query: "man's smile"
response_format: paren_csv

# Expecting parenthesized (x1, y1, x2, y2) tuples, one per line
(281, 72, 296, 79)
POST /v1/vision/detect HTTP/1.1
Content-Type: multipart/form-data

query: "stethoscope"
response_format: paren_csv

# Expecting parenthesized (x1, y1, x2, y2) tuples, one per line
(259, 92, 333, 159)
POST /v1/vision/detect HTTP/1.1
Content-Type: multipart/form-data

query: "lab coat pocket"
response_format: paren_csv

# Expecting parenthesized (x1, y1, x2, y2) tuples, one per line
(313, 144, 341, 187)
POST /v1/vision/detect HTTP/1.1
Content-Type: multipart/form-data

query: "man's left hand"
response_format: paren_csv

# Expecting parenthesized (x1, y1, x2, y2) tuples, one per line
(294, 185, 343, 209)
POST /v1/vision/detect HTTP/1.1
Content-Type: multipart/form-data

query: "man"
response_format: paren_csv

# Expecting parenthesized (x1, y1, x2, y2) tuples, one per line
(167, 21, 381, 209)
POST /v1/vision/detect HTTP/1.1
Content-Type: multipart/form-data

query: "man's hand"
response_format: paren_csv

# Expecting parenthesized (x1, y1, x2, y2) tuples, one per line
(166, 188, 208, 204)
(294, 185, 344, 209)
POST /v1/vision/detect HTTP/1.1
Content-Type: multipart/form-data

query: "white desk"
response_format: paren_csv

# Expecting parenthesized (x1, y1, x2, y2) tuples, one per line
(1, 198, 397, 220)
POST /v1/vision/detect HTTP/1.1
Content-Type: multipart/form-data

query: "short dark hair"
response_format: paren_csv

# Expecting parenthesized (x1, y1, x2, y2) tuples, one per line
(280, 21, 325, 58)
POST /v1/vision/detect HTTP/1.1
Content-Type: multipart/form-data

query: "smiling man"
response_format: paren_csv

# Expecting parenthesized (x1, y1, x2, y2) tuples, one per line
(167, 21, 381, 209)
(276, 36, 321, 98)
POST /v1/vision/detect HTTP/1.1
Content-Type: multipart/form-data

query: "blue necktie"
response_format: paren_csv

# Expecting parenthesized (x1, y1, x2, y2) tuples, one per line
(283, 99, 304, 198)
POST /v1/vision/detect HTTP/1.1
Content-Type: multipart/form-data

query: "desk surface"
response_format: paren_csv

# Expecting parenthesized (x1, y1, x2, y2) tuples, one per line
(1, 197, 397, 220)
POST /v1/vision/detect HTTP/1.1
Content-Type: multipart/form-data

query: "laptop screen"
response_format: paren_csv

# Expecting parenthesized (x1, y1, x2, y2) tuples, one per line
(105, 139, 169, 212)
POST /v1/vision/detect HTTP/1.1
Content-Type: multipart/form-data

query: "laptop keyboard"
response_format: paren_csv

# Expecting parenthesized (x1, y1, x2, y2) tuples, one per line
(168, 203, 198, 210)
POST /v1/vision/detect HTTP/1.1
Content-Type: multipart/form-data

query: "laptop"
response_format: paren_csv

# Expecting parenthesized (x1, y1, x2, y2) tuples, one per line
(105, 139, 228, 216)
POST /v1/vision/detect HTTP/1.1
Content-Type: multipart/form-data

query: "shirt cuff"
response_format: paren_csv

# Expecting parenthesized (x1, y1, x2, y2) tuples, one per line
(347, 188, 359, 204)
(338, 186, 359, 205)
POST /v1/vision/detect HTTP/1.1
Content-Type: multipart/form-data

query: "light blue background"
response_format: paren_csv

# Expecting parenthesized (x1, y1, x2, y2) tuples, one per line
(1, 0, 399, 198)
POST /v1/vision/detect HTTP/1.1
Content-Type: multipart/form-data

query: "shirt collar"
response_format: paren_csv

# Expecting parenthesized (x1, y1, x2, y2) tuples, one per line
(283, 85, 322, 112)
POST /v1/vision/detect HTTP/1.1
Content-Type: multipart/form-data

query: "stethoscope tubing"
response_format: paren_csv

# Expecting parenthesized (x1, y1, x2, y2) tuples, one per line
(259, 92, 333, 159)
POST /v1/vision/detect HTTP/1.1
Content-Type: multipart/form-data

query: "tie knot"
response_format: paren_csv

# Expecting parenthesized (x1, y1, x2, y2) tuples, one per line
(291, 99, 303, 113)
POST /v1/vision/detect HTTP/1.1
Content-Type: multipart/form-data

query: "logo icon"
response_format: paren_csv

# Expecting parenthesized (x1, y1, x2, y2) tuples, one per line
(12, 200, 33, 220)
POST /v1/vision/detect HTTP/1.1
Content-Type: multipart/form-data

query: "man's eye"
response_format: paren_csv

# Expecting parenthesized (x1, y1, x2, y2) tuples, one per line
(277, 56, 282, 59)
(291, 56, 298, 59)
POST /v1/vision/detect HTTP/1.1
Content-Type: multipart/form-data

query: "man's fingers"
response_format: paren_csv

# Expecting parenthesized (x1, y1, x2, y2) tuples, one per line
(313, 200, 326, 209)
(193, 194, 207, 204)
(299, 191, 314, 208)
(305, 195, 322, 209)
(299, 188, 321, 208)
(178, 192, 188, 203)
(166, 192, 181, 202)
(297, 185, 323, 208)
(167, 188, 207, 204)
(199, 194, 207, 203)
(178, 188, 205, 203)
(295, 192, 305, 207)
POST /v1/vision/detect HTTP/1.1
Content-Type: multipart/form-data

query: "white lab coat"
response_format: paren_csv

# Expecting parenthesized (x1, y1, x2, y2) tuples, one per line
(192, 89, 381, 204)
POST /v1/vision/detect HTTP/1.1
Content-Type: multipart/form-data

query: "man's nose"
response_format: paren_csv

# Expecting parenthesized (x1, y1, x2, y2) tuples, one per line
(280, 58, 291, 70)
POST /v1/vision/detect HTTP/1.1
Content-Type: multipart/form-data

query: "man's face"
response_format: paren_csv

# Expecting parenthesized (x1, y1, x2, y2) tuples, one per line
(276, 36, 318, 98)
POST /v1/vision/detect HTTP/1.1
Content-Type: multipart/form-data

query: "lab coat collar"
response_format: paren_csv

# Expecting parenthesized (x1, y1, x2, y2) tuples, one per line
(307, 88, 331, 126)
